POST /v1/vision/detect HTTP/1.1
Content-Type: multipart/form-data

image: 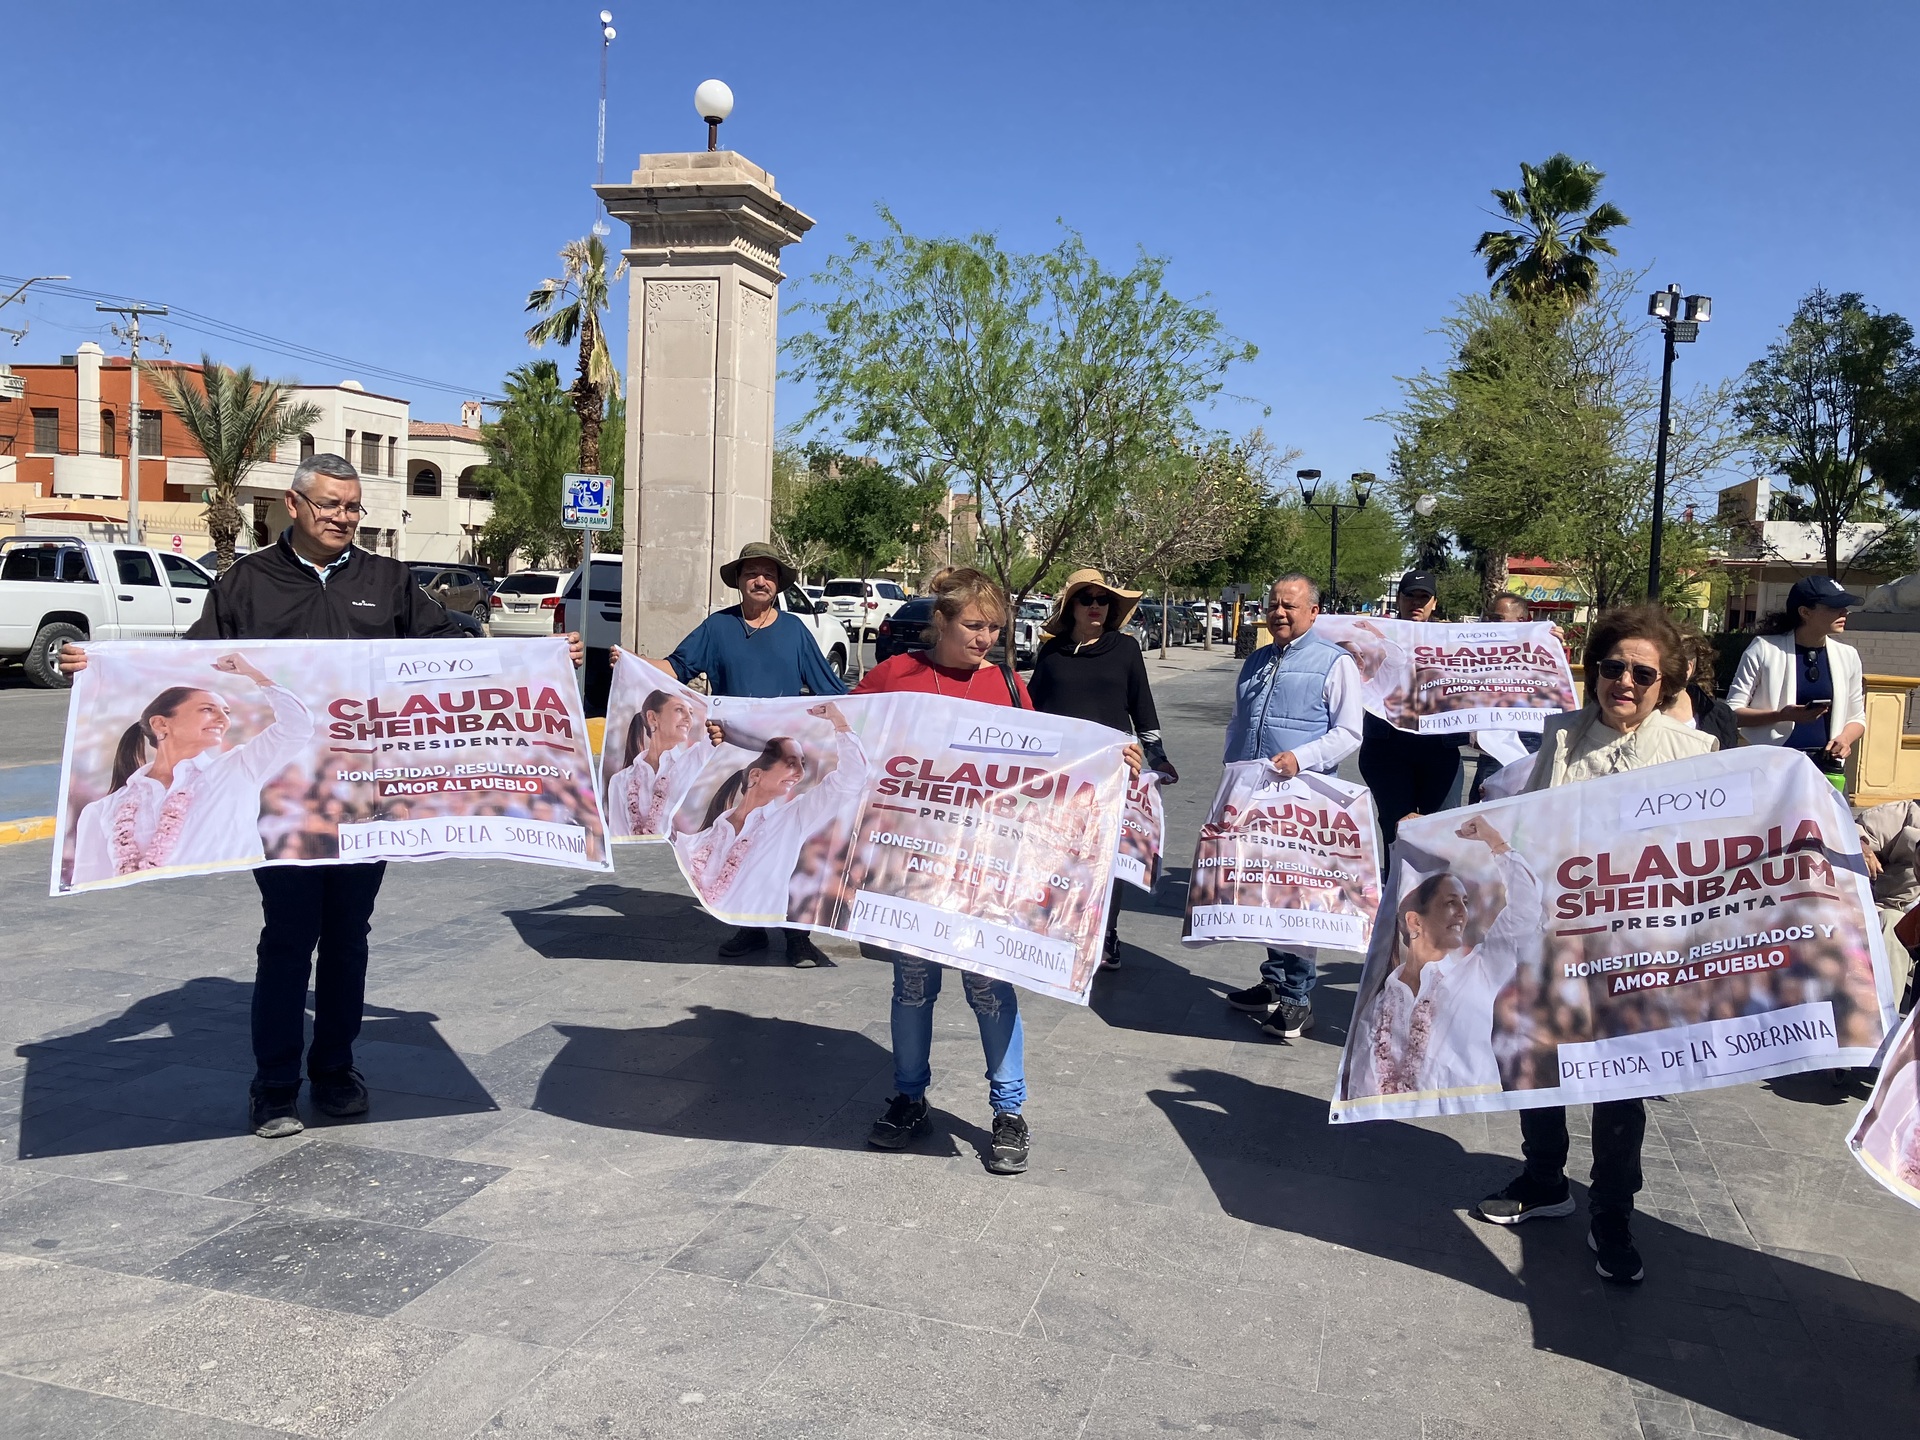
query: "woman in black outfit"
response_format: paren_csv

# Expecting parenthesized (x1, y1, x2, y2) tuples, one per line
(1668, 630, 1741, 751)
(1027, 569, 1177, 971)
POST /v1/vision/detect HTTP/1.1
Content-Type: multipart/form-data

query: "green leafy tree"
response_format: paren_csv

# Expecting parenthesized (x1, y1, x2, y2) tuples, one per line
(476, 361, 579, 570)
(1735, 287, 1920, 577)
(784, 455, 935, 673)
(524, 234, 627, 478)
(788, 209, 1256, 608)
(1474, 154, 1629, 310)
(144, 356, 321, 572)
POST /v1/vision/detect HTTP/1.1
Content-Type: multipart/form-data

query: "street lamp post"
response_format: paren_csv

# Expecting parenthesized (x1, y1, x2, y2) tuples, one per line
(694, 79, 734, 151)
(1298, 470, 1374, 611)
(1645, 283, 1712, 601)
(592, 12, 615, 238)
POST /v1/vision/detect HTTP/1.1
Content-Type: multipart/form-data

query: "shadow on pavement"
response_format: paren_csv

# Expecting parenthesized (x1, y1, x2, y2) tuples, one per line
(13, 976, 495, 1158)
(503, 882, 812, 965)
(1151, 1066, 1920, 1440)
(519, 1004, 991, 1160)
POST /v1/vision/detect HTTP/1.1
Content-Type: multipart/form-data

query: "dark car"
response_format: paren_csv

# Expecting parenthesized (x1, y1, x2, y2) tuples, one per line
(1130, 600, 1192, 648)
(409, 564, 492, 623)
(875, 596, 1009, 667)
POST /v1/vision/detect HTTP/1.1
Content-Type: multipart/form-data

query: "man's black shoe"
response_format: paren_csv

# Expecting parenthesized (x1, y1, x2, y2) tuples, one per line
(1226, 982, 1279, 1013)
(867, 1094, 930, 1150)
(986, 1112, 1030, 1175)
(309, 1067, 370, 1119)
(1477, 1172, 1575, 1225)
(1100, 932, 1121, 971)
(249, 1086, 304, 1139)
(1261, 1001, 1313, 1039)
(786, 932, 829, 968)
(718, 926, 770, 958)
(1589, 1212, 1645, 1284)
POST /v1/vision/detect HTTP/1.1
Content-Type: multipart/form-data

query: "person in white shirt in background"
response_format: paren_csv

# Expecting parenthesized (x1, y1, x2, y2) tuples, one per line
(1726, 574, 1866, 786)
(1220, 574, 1365, 1041)
(70, 654, 312, 886)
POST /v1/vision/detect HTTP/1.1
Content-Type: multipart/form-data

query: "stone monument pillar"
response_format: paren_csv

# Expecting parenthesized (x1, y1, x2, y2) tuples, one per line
(596, 151, 814, 659)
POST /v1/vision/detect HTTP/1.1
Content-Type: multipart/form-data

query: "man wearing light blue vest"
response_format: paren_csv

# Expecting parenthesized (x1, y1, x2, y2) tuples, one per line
(1222, 574, 1365, 1039)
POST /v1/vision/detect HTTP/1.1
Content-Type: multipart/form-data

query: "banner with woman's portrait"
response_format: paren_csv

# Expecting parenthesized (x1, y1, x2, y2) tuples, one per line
(1181, 765, 1383, 952)
(1847, 1006, 1920, 1210)
(1332, 747, 1896, 1123)
(1115, 771, 1166, 892)
(663, 692, 1131, 1003)
(51, 638, 611, 895)
(598, 652, 710, 842)
(1315, 617, 1576, 736)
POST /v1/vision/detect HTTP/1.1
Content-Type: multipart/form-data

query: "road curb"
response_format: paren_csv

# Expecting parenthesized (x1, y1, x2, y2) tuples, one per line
(0, 816, 54, 845)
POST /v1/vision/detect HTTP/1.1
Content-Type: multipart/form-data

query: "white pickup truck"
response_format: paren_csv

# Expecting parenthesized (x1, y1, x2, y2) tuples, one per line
(0, 535, 214, 687)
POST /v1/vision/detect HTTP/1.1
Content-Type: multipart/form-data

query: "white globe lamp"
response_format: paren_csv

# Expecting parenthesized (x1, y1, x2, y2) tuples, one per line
(695, 79, 734, 151)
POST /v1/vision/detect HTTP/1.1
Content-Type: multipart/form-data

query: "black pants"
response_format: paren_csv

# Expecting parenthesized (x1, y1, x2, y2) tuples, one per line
(1521, 1099, 1646, 1217)
(252, 862, 386, 1090)
(1357, 714, 1460, 847)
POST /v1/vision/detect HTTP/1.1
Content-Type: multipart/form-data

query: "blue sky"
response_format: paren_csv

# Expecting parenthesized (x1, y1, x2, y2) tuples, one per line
(4, 1, 1915, 487)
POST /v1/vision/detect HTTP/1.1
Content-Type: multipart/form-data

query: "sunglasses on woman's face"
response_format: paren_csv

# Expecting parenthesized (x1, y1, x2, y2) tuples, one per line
(1076, 592, 1113, 607)
(1597, 658, 1660, 688)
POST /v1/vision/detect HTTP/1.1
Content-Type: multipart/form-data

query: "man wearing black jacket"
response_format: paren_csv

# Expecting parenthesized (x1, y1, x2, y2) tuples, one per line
(64, 453, 583, 1138)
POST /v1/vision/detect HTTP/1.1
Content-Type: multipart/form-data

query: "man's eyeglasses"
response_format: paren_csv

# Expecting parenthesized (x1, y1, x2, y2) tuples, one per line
(292, 492, 369, 520)
(1597, 658, 1660, 688)
(1076, 592, 1113, 607)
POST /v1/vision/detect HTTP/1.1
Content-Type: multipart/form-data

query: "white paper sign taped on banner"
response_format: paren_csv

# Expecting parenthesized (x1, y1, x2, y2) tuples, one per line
(384, 651, 504, 684)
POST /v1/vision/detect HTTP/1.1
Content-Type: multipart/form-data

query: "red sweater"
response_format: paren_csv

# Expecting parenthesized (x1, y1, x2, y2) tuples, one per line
(854, 653, 1033, 708)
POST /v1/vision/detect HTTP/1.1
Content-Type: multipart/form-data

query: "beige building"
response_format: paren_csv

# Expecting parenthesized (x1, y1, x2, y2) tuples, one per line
(1713, 476, 1897, 629)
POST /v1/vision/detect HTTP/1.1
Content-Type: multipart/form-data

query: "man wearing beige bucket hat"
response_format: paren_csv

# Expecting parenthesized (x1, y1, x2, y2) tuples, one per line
(655, 542, 847, 965)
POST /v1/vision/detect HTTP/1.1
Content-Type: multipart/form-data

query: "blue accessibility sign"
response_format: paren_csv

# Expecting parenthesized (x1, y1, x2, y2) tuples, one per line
(562, 473, 612, 531)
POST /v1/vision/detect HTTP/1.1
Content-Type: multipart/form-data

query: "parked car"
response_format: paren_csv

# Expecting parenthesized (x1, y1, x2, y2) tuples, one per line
(1013, 599, 1050, 665)
(1131, 600, 1193, 648)
(874, 596, 1010, 667)
(488, 569, 570, 637)
(0, 535, 213, 687)
(803, 584, 825, 608)
(821, 578, 909, 641)
(780, 584, 854, 685)
(1186, 600, 1227, 642)
(409, 563, 492, 624)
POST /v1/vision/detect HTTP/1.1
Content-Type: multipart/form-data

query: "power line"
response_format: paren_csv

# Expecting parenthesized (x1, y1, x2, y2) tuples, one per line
(0, 275, 502, 401)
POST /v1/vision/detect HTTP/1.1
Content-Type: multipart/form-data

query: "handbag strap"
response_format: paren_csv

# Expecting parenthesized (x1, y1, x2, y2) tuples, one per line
(1000, 663, 1026, 709)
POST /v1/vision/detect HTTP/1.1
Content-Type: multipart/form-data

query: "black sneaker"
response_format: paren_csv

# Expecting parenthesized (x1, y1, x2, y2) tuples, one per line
(867, 1094, 930, 1150)
(1589, 1212, 1645, 1284)
(1261, 1001, 1313, 1039)
(986, 1112, 1030, 1175)
(718, 926, 769, 958)
(309, 1067, 370, 1119)
(1476, 1172, 1575, 1225)
(1100, 932, 1121, 971)
(1226, 982, 1280, 1013)
(786, 932, 828, 968)
(248, 1085, 304, 1139)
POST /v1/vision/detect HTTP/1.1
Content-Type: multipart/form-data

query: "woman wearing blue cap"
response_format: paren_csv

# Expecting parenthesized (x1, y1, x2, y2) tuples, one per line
(1725, 575, 1866, 786)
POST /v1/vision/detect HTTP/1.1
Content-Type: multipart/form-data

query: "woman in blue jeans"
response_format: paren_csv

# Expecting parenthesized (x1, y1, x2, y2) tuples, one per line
(853, 567, 1137, 1175)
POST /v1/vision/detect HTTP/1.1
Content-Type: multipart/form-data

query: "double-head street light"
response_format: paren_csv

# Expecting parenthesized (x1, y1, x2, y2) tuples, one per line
(695, 78, 734, 151)
(1298, 469, 1375, 611)
(1646, 283, 1712, 600)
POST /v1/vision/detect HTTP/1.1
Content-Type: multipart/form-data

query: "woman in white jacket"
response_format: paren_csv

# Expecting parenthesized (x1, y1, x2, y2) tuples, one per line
(1725, 575, 1866, 771)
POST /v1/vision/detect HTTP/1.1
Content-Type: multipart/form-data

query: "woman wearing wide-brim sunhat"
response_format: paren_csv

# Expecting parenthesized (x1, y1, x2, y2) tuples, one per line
(1027, 568, 1175, 972)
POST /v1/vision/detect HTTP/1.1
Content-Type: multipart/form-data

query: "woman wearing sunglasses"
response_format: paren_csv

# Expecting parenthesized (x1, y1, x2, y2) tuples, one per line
(1477, 604, 1717, 1287)
(1028, 569, 1171, 971)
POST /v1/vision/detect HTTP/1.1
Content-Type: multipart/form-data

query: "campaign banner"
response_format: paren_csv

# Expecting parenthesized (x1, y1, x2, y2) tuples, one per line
(599, 651, 711, 842)
(1182, 763, 1383, 952)
(1331, 747, 1895, 1123)
(52, 638, 610, 895)
(1115, 771, 1166, 891)
(663, 693, 1130, 1003)
(1847, 1006, 1920, 1210)
(1316, 617, 1576, 736)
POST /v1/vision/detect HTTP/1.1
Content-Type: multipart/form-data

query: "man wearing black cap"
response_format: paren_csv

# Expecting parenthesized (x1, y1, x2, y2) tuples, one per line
(1357, 570, 1464, 845)
(656, 541, 847, 965)
(1725, 574, 1866, 780)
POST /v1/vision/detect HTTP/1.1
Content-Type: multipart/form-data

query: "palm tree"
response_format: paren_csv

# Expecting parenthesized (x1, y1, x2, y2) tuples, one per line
(1474, 154, 1629, 309)
(524, 234, 627, 477)
(144, 357, 321, 572)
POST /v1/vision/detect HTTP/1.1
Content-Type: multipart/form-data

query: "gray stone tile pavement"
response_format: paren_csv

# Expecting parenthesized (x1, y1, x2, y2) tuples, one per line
(0, 657, 1917, 1437)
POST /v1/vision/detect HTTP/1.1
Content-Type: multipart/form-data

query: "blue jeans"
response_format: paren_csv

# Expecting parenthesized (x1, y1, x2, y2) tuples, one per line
(888, 954, 1026, 1114)
(1260, 947, 1318, 1005)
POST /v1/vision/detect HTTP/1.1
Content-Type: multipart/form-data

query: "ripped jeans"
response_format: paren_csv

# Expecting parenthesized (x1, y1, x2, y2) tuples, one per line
(887, 952, 1026, 1114)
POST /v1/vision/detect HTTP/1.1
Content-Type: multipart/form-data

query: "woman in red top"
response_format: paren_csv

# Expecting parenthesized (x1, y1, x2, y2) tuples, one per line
(854, 568, 1039, 1173)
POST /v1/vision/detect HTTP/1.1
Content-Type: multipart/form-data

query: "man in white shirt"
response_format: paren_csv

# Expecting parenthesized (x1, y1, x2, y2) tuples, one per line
(1221, 574, 1365, 1039)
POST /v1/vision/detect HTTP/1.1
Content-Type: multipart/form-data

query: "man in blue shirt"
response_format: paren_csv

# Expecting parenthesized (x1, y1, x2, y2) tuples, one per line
(665, 542, 847, 965)
(1221, 574, 1365, 1039)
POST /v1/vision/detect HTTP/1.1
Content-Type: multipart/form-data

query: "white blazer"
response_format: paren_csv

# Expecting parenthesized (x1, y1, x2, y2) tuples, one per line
(1724, 631, 1865, 747)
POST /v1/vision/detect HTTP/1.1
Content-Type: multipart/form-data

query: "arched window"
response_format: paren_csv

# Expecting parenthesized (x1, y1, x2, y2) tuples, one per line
(299, 433, 315, 461)
(457, 467, 491, 500)
(410, 466, 442, 498)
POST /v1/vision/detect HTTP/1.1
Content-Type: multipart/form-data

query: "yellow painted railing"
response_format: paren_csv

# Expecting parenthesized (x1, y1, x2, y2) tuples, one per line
(1851, 674, 1920, 804)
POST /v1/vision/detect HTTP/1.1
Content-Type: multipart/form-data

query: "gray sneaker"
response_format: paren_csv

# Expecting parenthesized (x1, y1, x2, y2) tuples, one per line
(248, 1087, 304, 1139)
(1260, 1002, 1313, 1039)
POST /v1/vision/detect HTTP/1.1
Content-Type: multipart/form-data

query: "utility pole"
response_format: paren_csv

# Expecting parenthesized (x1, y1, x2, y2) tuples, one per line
(96, 302, 169, 545)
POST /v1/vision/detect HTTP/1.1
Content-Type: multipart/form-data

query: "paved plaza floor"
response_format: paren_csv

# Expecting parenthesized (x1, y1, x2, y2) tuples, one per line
(0, 653, 1915, 1438)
